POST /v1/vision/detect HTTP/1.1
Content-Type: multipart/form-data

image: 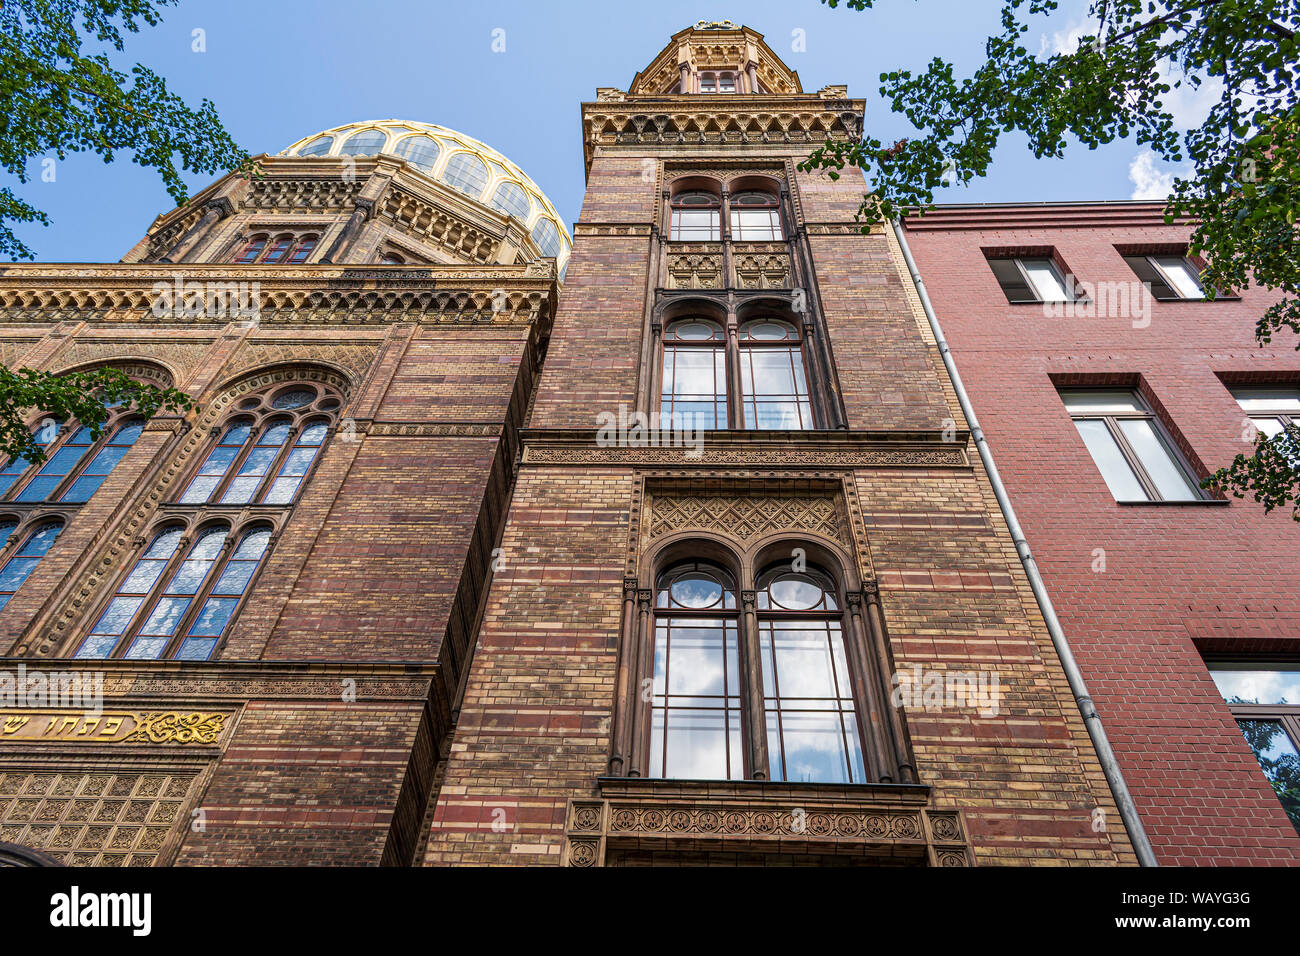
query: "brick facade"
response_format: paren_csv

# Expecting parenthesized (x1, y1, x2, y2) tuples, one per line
(902, 202, 1300, 864)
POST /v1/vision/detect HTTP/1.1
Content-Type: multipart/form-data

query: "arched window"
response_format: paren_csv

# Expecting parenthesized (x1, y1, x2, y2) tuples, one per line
(700, 71, 737, 93)
(670, 191, 721, 241)
(649, 560, 743, 779)
(297, 134, 333, 157)
(738, 318, 813, 429)
(75, 523, 273, 661)
(235, 233, 315, 265)
(0, 520, 63, 610)
(530, 218, 563, 258)
(286, 235, 317, 264)
(177, 383, 336, 506)
(0, 410, 145, 504)
(660, 317, 728, 430)
(440, 153, 489, 198)
(637, 550, 879, 784)
(235, 235, 268, 264)
(338, 129, 386, 156)
(394, 134, 440, 172)
(491, 181, 531, 222)
(755, 563, 865, 783)
(729, 190, 783, 241)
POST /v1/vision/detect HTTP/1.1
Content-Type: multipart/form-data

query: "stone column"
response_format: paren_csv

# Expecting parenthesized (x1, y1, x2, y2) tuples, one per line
(740, 589, 769, 778)
(320, 197, 375, 264)
(165, 197, 233, 263)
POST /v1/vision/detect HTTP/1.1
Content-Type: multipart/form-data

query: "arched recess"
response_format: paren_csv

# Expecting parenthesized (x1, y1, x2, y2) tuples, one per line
(614, 528, 916, 786)
(22, 362, 353, 660)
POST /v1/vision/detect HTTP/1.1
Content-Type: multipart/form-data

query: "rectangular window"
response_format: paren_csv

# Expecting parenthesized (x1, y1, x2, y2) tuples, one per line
(1229, 385, 1300, 441)
(988, 256, 1074, 303)
(1208, 663, 1300, 836)
(1060, 388, 1202, 501)
(729, 208, 783, 241)
(669, 208, 721, 241)
(1122, 253, 1204, 300)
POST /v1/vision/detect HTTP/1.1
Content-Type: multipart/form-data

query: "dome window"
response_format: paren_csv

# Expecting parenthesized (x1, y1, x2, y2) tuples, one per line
(298, 135, 333, 157)
(440, 152, 489, 198)
(490, 182, 531, 222)
(394, 135, 440, 173)
(338, 129, 386, 156)
(531, 218, 562, 258)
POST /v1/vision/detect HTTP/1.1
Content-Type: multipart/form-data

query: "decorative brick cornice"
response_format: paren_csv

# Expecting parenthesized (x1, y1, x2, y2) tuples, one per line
(520, 429, 970, 469)
(563, 779, 972, 866)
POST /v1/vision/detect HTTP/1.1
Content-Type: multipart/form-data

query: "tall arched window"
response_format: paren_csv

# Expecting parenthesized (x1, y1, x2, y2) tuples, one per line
(670, 191, 721, 241)
(177, 384, 336, 506)
(75, 523, 273, 661)
(0, 520, 63, 611)
(660, 317, 728, 430)
(235, 235, 268, 264)
(756, 563, 865, 783)
(635, 549, 887, 784)
(649, 561, 744, 779)
(738, 318, 813, 429)
(729, 190, 783, 240)
(0, 409, 145, 504)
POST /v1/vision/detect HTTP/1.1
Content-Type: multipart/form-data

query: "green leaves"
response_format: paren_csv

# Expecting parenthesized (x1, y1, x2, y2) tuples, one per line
(0, 0, 254, 260)
(0, 367, 192, 464)
(813, 0, 1300, 517)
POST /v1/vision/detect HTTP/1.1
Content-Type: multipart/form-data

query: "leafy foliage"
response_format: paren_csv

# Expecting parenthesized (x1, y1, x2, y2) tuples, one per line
(811, 0, 1300, 516)
(0, 366, 192, 465)
(0, 0, 254, 260)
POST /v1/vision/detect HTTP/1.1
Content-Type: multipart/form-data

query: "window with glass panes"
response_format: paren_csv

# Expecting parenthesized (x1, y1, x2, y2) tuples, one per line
(1059, 389, 1203, 501)
(1208, 663, 1300, 836)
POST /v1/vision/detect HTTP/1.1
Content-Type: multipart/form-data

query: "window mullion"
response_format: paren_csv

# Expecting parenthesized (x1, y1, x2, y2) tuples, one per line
(209, 419, 263, 503)
(1105, 414, 1162, 501)
(739, 590, 770, 780)
(163, 537, 233, 659)
(111, 541, 189, 660)
(253, 423, 299, 504)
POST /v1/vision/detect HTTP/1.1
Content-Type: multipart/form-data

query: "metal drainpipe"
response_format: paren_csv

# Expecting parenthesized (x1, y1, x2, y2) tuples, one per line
(890, 218, 1158, 867)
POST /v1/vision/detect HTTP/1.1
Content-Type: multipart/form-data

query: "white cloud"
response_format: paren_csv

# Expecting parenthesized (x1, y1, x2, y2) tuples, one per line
(1128, 150, 1178, 200)
(1041, 17, 1096, 57)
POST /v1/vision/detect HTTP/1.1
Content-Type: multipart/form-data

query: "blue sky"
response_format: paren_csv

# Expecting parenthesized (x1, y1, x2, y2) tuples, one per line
(9, 0, 1190, 262)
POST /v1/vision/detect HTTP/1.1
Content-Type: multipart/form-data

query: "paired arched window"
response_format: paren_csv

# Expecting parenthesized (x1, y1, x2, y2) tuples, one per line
(73, 379, 340, 660)
(646, 556, 865, 783)
(177, 384, 336, 506)
(730, 190, 784, 241)
(0, 408, 145, 504)
(670, 191, 721, 241)
(235, 233, 317, 265)
(75, 522, 273, 661)
(699, 71, 737, 93)
(0, 519, 64, 611)
(659, 315, 813, 430)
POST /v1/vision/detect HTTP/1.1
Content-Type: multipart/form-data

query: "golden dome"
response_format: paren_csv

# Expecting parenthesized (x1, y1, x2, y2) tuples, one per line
(282, 120, 571, 270)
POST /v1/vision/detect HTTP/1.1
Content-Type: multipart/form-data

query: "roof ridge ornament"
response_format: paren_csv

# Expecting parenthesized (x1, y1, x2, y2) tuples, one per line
(694, 19, 738, 31)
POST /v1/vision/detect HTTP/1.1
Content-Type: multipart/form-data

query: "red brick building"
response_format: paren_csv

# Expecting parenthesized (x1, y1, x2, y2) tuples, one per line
(902, 201, 1300, 864)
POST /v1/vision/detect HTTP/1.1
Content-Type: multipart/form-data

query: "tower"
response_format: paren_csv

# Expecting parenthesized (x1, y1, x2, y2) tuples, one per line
(420, 23, 1137, 866)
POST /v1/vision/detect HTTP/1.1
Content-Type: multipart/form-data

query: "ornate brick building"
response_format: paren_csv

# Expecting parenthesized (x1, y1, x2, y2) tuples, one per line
(0, 23, 1139, 866)
(902, 202, 1300, 864)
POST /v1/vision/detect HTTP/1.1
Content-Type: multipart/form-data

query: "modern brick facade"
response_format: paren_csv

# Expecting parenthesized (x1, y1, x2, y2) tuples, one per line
(902, 202, 1300, 865)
